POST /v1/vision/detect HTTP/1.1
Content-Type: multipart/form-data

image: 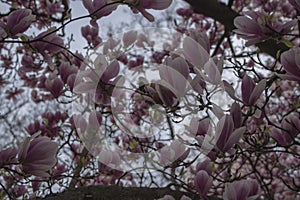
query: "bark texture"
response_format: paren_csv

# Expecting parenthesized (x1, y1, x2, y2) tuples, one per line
(42, 185, 221, 200)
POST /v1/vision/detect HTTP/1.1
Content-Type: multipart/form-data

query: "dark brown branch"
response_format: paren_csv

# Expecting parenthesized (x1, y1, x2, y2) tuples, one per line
(184, 0, 289, 58)
(42, 185, 222, 200)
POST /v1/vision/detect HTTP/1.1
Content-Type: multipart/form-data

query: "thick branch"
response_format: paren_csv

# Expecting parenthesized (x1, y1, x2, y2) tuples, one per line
(184, 0, 289, 58)
(42, 185, 221, 200)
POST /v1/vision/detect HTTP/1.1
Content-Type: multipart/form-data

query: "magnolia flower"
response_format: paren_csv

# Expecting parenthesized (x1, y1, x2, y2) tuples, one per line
(45, 74, 64, 98)
(230, 102, 243, 128)
(289, 0, 300, 11)
(59, 61, 78, 84)
(194, 170, 213, 197)
(272, 113, 300, 145)
(280, 47, 300, 80)
(234, 11, 296, 46)
(123, 30, 138, 47)
(81, 25, 102, 47)
(32, 28, 64, 54)
(155, 82, 178, 108)
(159, 57, 190, 97)
(46, 0, 65, 15)
(241, 74, 266, 105)
(188, 29, 210, 53)
(125, 0, 172, 22)
(7, 9, 35, 36)
(18, 135, 58, 177)
(234, 12, 265, 46)
(215, 115, 246, 152)
(271, 127, 293, 146)
(0, 147, 17, 167)
(183, 36, 209, 69)
(223, 179, 260, 200)
(83, 0, 119, 23)
(98, 151, 122, 175)
(196, 158, 213, 175)
(281, 114, 300, 138)
(159, 140, 189, 167)
(187, 117, 210, 137)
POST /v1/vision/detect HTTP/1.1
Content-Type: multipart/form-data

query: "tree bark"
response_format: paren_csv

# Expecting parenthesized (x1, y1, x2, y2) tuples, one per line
(41, 185, 222, 200)
(184, 0, 289, 58)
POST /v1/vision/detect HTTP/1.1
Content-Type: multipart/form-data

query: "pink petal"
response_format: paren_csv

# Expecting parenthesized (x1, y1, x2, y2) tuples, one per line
(194, 170, 213, 197)
(204, 59, 221, 85)
(148, 0, 172, 10)
(241, 74, 255, 104)
(123, 30, 138, 47)
(101, 60, 120, 82)
(222, 80, 241, 102)
(230, 102, 243, 128)
(183, 37, 209, 69)
(223, 182, 237, 200)
(249, 79, 266, 105)
(223, 126, 246, 151)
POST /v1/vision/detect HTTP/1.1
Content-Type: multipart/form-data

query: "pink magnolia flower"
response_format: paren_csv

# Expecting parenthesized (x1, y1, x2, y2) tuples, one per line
(32, 28, 64, 54)
(59, 61, 78, 84)
(194, 170, 213, 197)
(187, 117, 210, 137)
(272, 113, 300, 145)
(241, 74, 266, 105)
(280, 47, 300, 80)
(83, 0, 119, 22)
(159, 140, 190, 167)
(81, 25, 102, 47)
(196, 158, 213, 175)
(45, 74, 64, 98)
(160, 57, 190, 97)
(215, 115, 246, 152)
(0, 147, 17, 167)
(183, 36, 209, 69)
(123, 30, 138, 47)
(188, 29, 210, 53)
(281, 114, 300, 137)
(202, 58, 222, 85)
(234, 11, 296, 46)
(45, 0, 65, 15)
(271, 127, 293, 146)
(289, 0, 300, 11)
(86, 111, 102, 132)
(223, 179, 260, 200)
(98, 151, 123, 175)
(125, 0, 172, 22)
(7, 9, 35, 36)
(234, 12, 265, 46)
(230, 102, 243, 128)
(18, 135, 58, 177)
(154, 82, 178, 108)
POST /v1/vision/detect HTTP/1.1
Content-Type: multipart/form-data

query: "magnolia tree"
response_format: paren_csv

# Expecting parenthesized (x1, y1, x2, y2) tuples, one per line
(0, 0, 300, 199)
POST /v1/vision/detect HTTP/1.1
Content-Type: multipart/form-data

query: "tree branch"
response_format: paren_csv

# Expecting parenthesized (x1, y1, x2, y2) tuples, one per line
(41, 185, 222, 200)
(184, 0, 289, 58)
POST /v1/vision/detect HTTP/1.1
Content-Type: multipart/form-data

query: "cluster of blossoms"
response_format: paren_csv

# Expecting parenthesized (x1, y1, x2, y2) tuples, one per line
(1, 0, 300, 199)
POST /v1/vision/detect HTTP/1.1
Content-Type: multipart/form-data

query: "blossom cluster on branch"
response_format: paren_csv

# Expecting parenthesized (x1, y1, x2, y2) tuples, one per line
(0, 0, 300, 199)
